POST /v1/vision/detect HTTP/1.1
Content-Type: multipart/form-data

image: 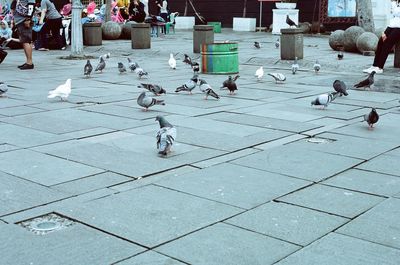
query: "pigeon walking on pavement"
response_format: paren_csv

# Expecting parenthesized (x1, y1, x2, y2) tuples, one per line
(175, 75, 198, 94)
(95, 57, 106, 73)
(83, 60, 93, 78)
(275, 38, 280, 49)
(138, 83, 166, 96)
(268, 73, 286, 83)
(254, 41, 261, 49)
(198, 79, 220, 100)
(333, 80, 348, 96)
(364, 108, 379, 129)
(354, 71, 375, 89)
(127, 58, 139, 72)
(0, 82, 8, 97)
(221, 75, 239, 95)
(292, 57, 299, 74)
(135, 67, 149, 79)
(338, 50, 344, 60)
(191, 61, 200, 73)
(255, 66, 264, 81)
(137, 91, 165, 111)
(118, 62, 127, 74)
(156, 115, 177, 156)
(169, 53, 177, 69)
(286, 15, 297, 27)
(311, 92, 338, 109)
(48, 79, 72, 101)
(313, 60, 321, 73)
(183, 54, 192, 65)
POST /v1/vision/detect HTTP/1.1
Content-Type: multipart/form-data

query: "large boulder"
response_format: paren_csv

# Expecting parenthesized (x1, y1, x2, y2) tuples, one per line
(374, 27, 385, 39)
(102, 21, 122, 40)
(357, 32, 379, 53)
(329, 30, 345, 50)
(343, 26, 365, 52)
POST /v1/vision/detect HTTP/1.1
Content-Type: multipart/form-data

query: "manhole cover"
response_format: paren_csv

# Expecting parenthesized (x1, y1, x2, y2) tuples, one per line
(306, 138, 333, 144)
(18, 213, 75, 235)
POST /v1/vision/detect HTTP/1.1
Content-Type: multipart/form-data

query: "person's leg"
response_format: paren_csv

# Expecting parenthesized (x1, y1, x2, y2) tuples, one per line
(39, 23, 49, 50)
(372, 37, 384, 67)
(22, 42, 33, 64)
(49, 18, 64, 49)
(375, 28, 400, 69)
(16, 22, 34, 69)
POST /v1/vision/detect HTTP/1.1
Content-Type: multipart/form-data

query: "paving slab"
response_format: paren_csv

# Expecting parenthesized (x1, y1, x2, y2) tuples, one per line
(232, 145, 362, 182)
(0, 171, 68, 216)
(0, 105, 45, 117)
(226, 201, 348, 246)
(0, 220, 144, 265)
(323, 169, 400, 197)
(59, 185, 242, 247)
(116, 251, 186, 265)
(278, 184, 384, 218)
(0, 149, 105, 186)
(356, 154, 400, 177)
(156, 223, 300, 265)
(275, 232, 400, 265)
(156, 163, 310, 209)
(337, 198, 400, 249)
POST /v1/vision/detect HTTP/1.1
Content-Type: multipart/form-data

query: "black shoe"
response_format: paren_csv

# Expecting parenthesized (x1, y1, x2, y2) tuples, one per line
(17, 63, 26, 68)
(0, 49, 7, 64)
(19, 63, 34, 70)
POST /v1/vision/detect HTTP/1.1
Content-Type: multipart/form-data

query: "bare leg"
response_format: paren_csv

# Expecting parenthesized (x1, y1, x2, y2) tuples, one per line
(22, 43, 33, 65)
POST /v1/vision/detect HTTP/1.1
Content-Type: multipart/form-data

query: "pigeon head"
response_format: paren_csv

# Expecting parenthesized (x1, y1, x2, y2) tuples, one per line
(156, 115, 172, 128)
(66, 79, 72, 87)
(118, 62, 123, 67)
(311, 99, 317, 106)
(370, 71, 376, 76)
(87, 59, 91, 64)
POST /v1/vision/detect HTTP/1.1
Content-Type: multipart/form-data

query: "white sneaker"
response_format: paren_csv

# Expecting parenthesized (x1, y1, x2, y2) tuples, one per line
(362, 66, 375, 73)
(374, 68, 383, 74)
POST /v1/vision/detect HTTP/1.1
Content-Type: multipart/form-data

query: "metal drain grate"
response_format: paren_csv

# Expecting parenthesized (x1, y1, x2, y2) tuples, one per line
(18, 213, 75, 235)
(306, 138, 334, 144)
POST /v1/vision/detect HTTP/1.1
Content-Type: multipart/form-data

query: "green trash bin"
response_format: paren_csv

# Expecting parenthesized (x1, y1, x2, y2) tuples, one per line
(201, 42, 239, 74)
(207, 22, 222, 33)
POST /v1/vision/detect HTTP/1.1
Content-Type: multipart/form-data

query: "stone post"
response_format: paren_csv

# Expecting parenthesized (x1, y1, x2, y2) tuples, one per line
(356, 0, 375, 32)
(71, 0, 84, 57)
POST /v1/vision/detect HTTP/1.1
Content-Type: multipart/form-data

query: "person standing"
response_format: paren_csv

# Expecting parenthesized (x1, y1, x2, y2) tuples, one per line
(38, 0, 65, 50)
(11, 0, 36, 70)
(157, 0, 167, 32)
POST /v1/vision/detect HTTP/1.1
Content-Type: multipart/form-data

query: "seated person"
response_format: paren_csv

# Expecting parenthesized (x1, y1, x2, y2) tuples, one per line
(0, 20, 22, 49)
(128, 0, 145, 22)
(0, 20, 12, 46)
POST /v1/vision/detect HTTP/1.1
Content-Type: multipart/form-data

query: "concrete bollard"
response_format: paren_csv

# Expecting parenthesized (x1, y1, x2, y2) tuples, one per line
(193, 25, 214, 53)
(83, 22, 102, 46)
(131, 23, 151, 49)
(280, 28, 303, 60)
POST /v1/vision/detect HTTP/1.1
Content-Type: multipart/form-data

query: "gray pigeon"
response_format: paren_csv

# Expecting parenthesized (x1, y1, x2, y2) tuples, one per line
(221, 75, 239, 95)
(268, 73, 286, 83)
(198, 79, 220, 100)
(95, 57, 105, 73)
(191, 61, 200, 73)
(313, 60, 321, 73)
(254, 41, 261, 49)
(292, 57, 299, 74)
(333, 80, 348, 96)
(118, 62, 127, 74)
(135, 67, 148, 79)
(183, 54, 192, 65)
(127, 58, 139, 72)
(311, 92, 338, 109)
(137, 91, 165, 111)
(354, 71, 375, 89)
(138, 83, 166, 95)
(84, 60, 93, 77)
(338, 50, 344, 60)
(286, 15, 297, 27)
(364, 108, 379, 129)
(275, 38, 280, 49)
(156, 115, 177, 156)
(175, 75, 198, 94)
(0, 82, 8, 97)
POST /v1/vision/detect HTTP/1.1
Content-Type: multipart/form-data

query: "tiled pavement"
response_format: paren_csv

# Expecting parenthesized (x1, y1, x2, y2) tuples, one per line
(1, 28, 400, 264)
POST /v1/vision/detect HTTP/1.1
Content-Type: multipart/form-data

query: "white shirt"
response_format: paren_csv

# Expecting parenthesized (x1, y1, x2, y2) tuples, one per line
(389, 3, 400, 28)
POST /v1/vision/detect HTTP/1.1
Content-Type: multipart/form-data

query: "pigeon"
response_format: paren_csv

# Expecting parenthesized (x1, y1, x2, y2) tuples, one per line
(275, 38, 280, 49)
(118, 62, 127, 74)
(83, 60, 93, 78)
(48, 79, 71, 101)
(127, 58, 139, 72)
(254, 41, 261, 49)
(168, 53, 176, 69)
(292, 57, 299, 74)
(221, 75, 239, 95)
(364, 108, 379, 129)
(99, 52, 110, 60)
(0, 82, 8, 97)
(338, 50, 344, 60)
(313, 60, 321, 73)
(268, 73, 286, 83)
(156, 115, 177, 156)
(286, 15, 297, 27)
(255, 66, 264, 81)
(191, 61, 200, 73)
(137, 91, 165, 111)
(333, 80, 348, 96)
(311, 92, 338, 109)
(183, 54, 192, 65)
(198, 79, 220, 100)
(135, 67, 149, 79)
(95, 57, 106, 73)
(354, 71, 375, 89)
(175, 75, 198, 94)
(138, 83, 166, 95)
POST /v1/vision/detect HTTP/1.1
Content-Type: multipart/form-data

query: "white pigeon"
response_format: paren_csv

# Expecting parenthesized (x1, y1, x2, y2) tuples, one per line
(292, 57, 299, 74)
(48, 79, 72, 101)
(168, 53, 176, 69)
(255, 66, 264, 81)
(100, 52, 110, 60)
(156, 116, 177, 156)
(311, 92, 338, 109)
(267, 73, 286, 83)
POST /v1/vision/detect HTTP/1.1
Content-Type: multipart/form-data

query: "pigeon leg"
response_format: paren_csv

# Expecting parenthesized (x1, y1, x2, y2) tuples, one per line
(204, 95, 208, 100)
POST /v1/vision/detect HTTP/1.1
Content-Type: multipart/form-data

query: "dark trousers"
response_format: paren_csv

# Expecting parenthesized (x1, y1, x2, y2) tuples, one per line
(160, 13, 168, 33)
(42, 17, 63, 49)
(373, 27, 400, 69)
